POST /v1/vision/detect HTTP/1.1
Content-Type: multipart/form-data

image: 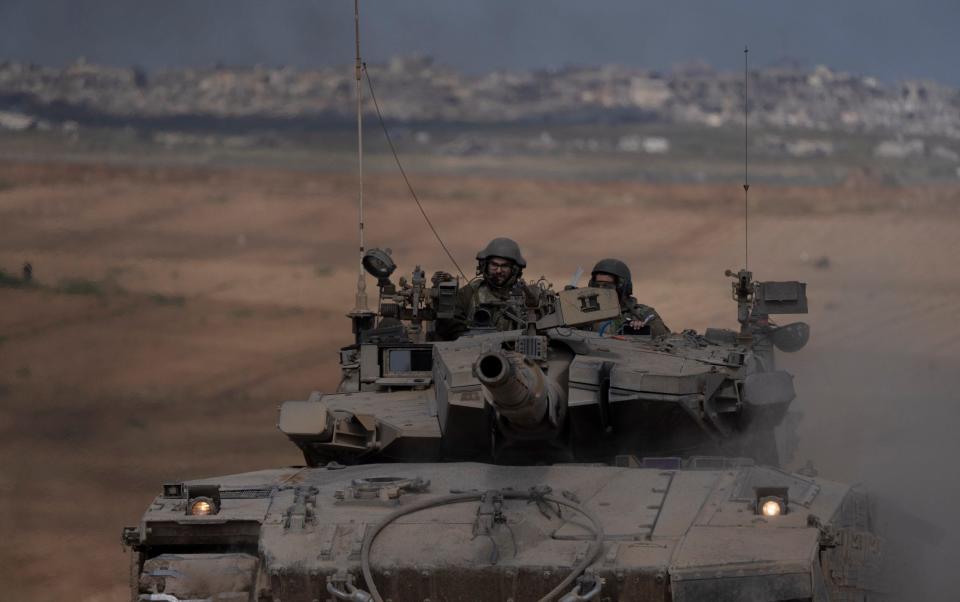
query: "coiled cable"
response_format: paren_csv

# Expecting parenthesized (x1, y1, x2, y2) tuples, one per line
(360, 489, 605, 602)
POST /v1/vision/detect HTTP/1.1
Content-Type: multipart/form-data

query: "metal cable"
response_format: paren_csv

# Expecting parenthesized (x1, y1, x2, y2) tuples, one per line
(360, 489, 605, 602)
(362, 63, 468, 280)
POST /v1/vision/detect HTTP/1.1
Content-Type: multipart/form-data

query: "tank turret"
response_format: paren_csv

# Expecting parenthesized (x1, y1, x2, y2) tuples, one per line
(273, 268, 813, 467)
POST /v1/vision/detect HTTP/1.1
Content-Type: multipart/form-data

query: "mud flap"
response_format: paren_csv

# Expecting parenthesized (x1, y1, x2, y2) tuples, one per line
(139, 553, 260, 601)
(820, 529, 886, 599)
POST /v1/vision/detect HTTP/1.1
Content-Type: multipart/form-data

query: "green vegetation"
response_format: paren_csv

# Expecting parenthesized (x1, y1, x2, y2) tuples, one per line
(0, 270, 22, 287)
(56, 278, 105, 296)
(1, 267, 193, 310)
(0, 270, 37, 289)
(125, 416, 147, 430)
(314, 265, 333, 277)
(148, 293, 186, 306)
(231, 307, 254, 319)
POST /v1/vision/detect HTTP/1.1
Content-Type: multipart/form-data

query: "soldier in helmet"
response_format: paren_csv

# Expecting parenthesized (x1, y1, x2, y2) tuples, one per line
(435, 237, 540, 340)
(588, 258, 669, 337)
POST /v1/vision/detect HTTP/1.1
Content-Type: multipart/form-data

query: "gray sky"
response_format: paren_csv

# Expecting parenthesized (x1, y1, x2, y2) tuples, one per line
(1, 0, 958, 85)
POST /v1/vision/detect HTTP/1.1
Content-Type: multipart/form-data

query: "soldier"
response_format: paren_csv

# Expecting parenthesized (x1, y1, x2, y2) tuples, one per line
(434, 237, 539, 340)
(588, 258, 669, 337)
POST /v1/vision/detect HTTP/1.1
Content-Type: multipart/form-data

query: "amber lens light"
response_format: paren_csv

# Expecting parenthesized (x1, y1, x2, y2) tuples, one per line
(189, 498, 215, 516)
(761, 499, 783, 517)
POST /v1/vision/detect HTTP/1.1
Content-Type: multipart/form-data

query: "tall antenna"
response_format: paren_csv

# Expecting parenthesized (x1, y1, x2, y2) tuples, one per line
(743, 45, 750, 270)
(351, 0, 370, 314)
(347, 0, 375, 340)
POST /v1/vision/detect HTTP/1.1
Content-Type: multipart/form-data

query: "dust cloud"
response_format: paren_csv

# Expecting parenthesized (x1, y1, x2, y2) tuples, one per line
(781, 260, 960, 599)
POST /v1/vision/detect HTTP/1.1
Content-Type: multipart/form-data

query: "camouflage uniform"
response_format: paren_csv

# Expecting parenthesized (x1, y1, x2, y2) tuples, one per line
(435, 237, 535, 340)
(437, 279, 539, 339)
(594, 297, 670, 337)
(587, 258, 670, 338)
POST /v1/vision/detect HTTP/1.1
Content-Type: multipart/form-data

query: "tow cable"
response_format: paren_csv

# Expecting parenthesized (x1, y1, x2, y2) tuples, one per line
(342, 486, 605, 602)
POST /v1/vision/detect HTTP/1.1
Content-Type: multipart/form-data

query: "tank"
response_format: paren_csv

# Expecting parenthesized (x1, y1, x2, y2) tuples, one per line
(123, 257, 885, 602)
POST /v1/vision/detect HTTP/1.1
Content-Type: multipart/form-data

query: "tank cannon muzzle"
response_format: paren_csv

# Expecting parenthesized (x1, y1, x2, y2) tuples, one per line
(476, 351, 511, 386)
(474, 350, 562, 430)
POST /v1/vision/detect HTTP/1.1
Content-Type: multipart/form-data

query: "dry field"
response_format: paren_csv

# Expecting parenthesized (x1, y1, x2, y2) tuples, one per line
(1, 157, 959, 599)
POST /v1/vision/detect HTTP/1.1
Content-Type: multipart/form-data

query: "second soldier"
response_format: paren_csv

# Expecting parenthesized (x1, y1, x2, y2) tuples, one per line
(587, 258, 669, 337)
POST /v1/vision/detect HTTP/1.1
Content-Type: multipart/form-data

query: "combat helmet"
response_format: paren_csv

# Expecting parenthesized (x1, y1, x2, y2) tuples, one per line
(477, 237, 527, 267)
(590, 258, 632, 300)
(476, 237, 526, 288)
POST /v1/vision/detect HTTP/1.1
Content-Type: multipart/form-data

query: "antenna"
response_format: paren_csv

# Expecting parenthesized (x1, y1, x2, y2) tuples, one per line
(725, 46, 756, 341)
(348, 0, 375, 338)
(353, 0, 368, 310)
(743, 45, 750, 270)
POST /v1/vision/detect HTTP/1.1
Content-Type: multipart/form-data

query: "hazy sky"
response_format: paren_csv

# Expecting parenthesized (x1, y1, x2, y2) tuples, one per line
(1, 0, 958, 85)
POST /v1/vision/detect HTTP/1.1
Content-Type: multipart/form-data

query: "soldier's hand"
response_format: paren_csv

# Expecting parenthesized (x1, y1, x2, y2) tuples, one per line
(626, 315, 654, 331)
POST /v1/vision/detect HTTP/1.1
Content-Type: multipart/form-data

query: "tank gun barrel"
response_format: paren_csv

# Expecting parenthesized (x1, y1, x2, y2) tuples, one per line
(474, 351, 562, 430)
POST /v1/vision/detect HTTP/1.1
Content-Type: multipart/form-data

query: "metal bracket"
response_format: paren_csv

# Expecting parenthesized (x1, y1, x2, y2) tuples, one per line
(517, 335, 548, 361)
(138, 595, 211, 602)
(349, 523, 368, 560)
(335, 476, 430, 502)
(284, 486, 318, 530)
(473, 490, 506, 537)
(598, 361, 614, 433)
(319, 524, 338, 560)
(558, 573, 605, 602)
(326, 571, 373, 602)
(121, 526, 141, 549)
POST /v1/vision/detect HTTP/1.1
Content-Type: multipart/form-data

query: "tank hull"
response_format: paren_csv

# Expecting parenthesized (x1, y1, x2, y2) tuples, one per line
(127, 462, 883, 601)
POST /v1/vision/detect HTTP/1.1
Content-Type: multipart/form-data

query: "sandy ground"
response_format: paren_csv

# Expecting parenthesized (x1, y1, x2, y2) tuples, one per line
(1, 158, 959, 599)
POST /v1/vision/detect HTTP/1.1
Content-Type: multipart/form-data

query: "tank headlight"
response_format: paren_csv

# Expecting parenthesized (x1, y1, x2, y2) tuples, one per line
(184, 484, 221, 516)
(754, 486, 789, 517)
(189, 497, 216, 516)
(761, 498, 784, 517)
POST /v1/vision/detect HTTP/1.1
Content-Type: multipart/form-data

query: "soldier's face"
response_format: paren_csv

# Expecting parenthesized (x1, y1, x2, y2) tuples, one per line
(592, 273, 617, 289)
(485, 257, 515, 287)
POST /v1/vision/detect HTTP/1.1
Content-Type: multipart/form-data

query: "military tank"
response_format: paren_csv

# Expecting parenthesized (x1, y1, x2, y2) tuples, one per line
(123, 254, 886, 601)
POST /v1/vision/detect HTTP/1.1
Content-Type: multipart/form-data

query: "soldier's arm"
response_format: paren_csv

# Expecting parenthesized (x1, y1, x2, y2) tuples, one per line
(623, 303, 670, 337)
(646, 313, 670, 337)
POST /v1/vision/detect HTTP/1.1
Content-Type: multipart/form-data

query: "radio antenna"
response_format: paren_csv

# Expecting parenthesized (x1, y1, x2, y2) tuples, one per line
(742, 45, 750, 270)
(348, 0, 375, 337)
(351, 0, 368, 312)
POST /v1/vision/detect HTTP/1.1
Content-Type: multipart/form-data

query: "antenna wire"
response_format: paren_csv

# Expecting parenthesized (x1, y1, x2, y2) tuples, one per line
(363, 63, 468, 280)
